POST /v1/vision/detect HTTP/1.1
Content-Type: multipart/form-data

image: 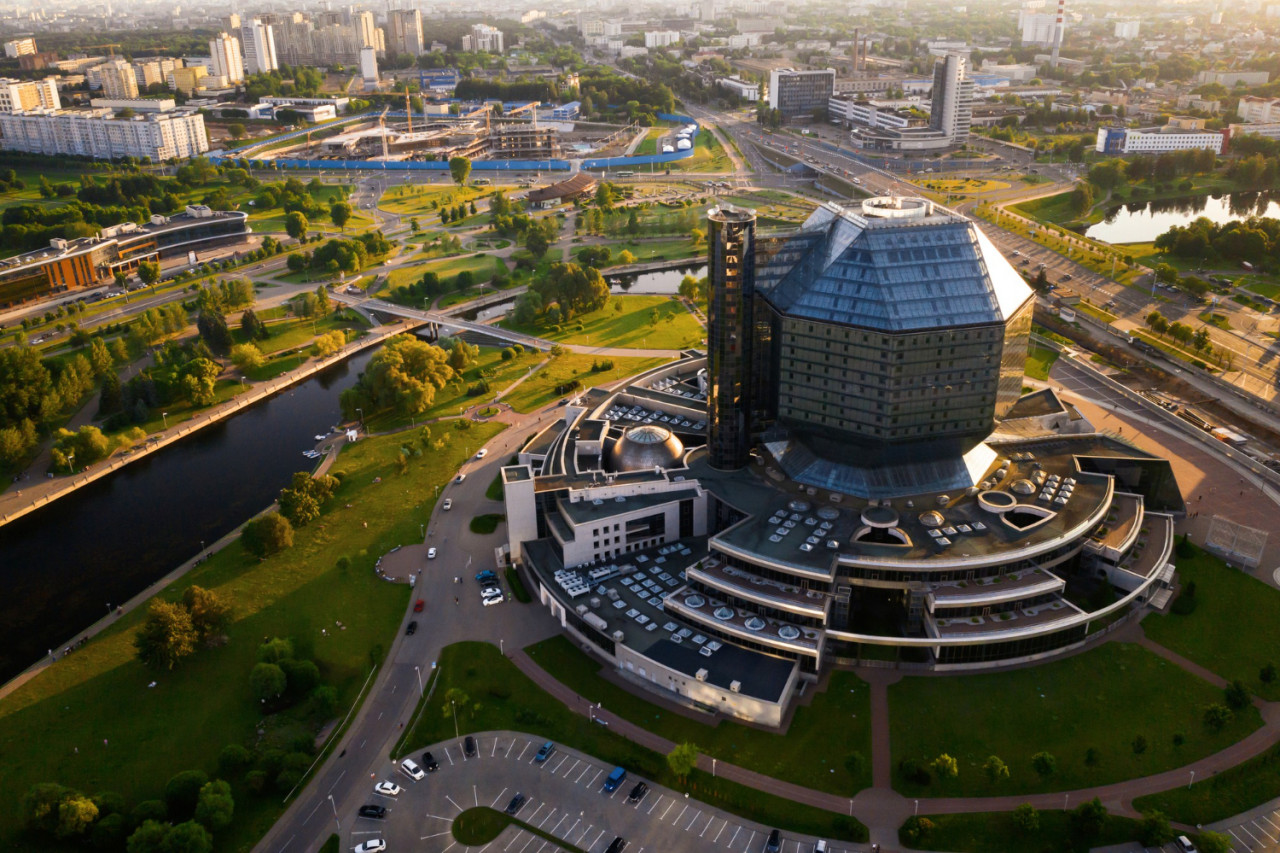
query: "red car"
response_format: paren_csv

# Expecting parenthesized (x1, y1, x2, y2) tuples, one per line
(413, 599, 425, 613)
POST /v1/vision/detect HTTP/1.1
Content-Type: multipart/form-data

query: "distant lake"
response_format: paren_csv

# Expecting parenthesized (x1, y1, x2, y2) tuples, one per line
(1084, 191, 1280, 244)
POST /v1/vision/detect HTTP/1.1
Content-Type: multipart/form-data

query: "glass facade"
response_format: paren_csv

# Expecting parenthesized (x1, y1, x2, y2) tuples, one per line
(706, 206, 756, 470)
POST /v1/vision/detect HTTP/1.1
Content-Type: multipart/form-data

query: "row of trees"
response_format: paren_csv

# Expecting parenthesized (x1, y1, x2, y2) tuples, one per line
(1152, 214, 1280, 268)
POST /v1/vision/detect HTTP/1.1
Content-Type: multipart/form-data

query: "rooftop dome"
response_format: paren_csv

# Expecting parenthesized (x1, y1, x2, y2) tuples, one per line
(610, 425, 685, 472)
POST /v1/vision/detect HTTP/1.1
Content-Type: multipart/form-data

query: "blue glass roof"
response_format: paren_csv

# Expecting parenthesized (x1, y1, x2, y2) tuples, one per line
(760, 200, 1033, 332)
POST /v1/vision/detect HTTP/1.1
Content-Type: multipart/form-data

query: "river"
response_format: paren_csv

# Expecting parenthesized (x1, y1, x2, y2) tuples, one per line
(1084, 190, 1280, 244)
(0, 349, 376, 684)
(464, 263, 710, 324)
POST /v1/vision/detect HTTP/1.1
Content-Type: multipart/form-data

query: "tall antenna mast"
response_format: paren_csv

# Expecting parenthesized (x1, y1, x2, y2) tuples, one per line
(1050, 0, 1065, 70)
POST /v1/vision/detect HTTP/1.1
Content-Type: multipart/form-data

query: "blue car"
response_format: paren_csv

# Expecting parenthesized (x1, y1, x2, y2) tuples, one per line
(534, 741, 555, 763)
(475, 570, 498, 583)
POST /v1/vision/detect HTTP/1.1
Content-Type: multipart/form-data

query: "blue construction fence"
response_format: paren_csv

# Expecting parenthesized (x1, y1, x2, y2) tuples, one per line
(209, 111, 701, 174)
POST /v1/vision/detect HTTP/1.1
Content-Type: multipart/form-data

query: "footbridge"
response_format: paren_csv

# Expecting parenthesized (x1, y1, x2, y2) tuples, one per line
(331, 292, 554, 351)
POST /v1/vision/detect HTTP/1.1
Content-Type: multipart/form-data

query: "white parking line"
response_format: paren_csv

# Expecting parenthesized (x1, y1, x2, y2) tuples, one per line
(564, 818, 581, 839)
(517, 835, 537, 853)
(701, 816, 717, 837)
(445, 795, 465, 812)
(526, 803, 545, 824)
(1240, 823, 1269, 845)
(685, 809, 701, 831)
(518, 741, 531, 761)
(746, 830, 757, 851)
(506, 739, 517, 758)
(563, 759, 581, 778)
(538, 808, 558, 829)
(588, 768, 603, 787)
(1228, 829, 1250, 850)
(474, 785, 479, 807)
(575, 765, 593, 784)
(551, 755, 568, 774)
(550, 814, 569, 835)
(588, 829, 606, 851)
(648, 795, 664, 815)
(490, 787, 509, 808)
(444, 747, 455, 766)
(661, 801, 675, 821)
(1259, 814, 1280, 833)
(714, 820, 728, 843)
(505, 829, 527, 850)
(1251, 820, 1278, 842)
(419, 830, 452, 840)
(674, 805, 688, 826)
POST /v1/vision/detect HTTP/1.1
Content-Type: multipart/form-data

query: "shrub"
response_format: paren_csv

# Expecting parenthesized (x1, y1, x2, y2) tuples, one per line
(899, 758, 931, 786)
(1171, 579, 1198, 614)
(900, 816, 934, 845)
(1203, 703, 1233, 731)
(130, 799, 167, 826)
(163, 770, 209, 820)
(1031, 752, 1056, 778)
(1225, 680, 1251, 710)
(1132, 735, 1147, 754)
(219, 744, 253, 775)
(1012, 803, 1040, 833)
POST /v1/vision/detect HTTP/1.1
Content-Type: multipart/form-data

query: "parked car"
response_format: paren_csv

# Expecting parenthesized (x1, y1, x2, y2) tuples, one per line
(373, 781, 401, 797)
(764, 829, 782, 853)
(454, 473, 466, 484)
(421, 751, 439, 771)
(475, 570, 498, 583)
(626, 782, 648, 804)
(603, 766, 627, 792)
(482, 594, 504, 607)
(504, 793, 527, 815)
(475, 448, 488, 459)
(357, 805, 387, 819)
(400, 758, 425, 781)
(413, 599, 425, 613)
(534, 741, 556, 763)
(1175, 838, 1198, 853)
(464, 736, 477, 757)
(605, 837, 627, 853)
(353, 840, 386, 853)
(405, 621, 418, 636)
(442, 498, 452, 511)
(427, 548, 437, 560)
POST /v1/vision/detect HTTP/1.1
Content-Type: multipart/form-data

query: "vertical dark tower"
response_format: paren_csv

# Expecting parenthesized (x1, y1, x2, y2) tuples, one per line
(706, 206, 756, 470)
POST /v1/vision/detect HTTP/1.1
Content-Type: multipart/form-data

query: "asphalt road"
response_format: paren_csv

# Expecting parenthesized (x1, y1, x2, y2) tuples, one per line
(347, 733, 861, 853)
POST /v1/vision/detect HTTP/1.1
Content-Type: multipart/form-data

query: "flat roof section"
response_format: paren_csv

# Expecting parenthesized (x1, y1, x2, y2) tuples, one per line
(641, 637, 796, 703)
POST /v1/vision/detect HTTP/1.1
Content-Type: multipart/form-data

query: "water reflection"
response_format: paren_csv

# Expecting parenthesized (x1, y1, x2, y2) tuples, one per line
(1085, 191, 1280, 244)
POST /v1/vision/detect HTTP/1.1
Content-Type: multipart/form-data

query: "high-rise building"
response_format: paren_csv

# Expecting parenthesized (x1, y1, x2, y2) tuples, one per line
(461, 24, 504, 54)
(209, 32, 245, 83)
(0, 76, 60, 113)
(766, 68, 836, 120)
(97, 59, 140, 99)
(4, 37, 36, 58)
(706, 206, 757, 470)
(386, 9, 424, 57)
(359, 46, 378, 83)
(241, 19, 279, 75)
(0, 107, 208, 161)
(132, 58, 182, 89)
(929, 53, 973, 144)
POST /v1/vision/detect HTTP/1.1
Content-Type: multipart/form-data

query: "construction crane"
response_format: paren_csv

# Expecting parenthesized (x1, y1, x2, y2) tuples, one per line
(378, 105, 390, 159)
(83, 43, 122, 56)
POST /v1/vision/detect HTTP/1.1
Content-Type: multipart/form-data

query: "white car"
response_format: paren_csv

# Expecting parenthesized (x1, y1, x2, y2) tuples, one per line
(373, 781, 401, 797)
(354, 841, 386, 853)
(427, 548, 437, 560)
(400, 758, 425, 781)
(442, 499, 452, 511)
(475, 448, 488, 459)
(482, 594, 505, 607)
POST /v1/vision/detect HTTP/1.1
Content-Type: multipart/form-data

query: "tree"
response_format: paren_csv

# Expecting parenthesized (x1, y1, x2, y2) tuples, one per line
(197, 310, 233, 355)
(1225, 679, 1251, 710)
(449, 156, 472, 186)
(278, 471, 339, 527)
(114, 269, 129, 290)
(666, 742, 700, 782)
(329, 201, 353, 231)
(1262, 663, 1277, 684)
(982, 755, 1009, 784)
(162, 821, 213, 853)
(241, 512, 294, 559)
(137, 261, 161, 287)
(1138, 810, 1173, 847)
(525, 229, 550, 259)
(134, 600, 198, 670)
(1203, 703, 1234, 731)
(1011, 803, 1039, 834)
(180, 358, 220, 406)
(181, 585, 231, 643)
(228, 122, 246, 140)
(251, 662, 288, 702)
(127, 819, 170, 853)
(314, 284, 331, 316)
(448, 338, 479, 371)
(194, 780, 234, 831)
(1197, 831, 1236, 853)
(1031, 752, 1056, 778)
(1069, 797, 1107, 846)
(931, 753, 959, 780)
(442, 687, 471, 719)
(23, 783, 97, 838)
(313, 330, 346, 357)
(88, 338, 114, 377)
(285, 211, 308, 241)
(340, 335, 455, 418)
(164, 770, 209, 819)
(617, 249, 636, 265)
(1070, 182, 1095, 214)
(231, 343, 265, 373)
(1145, 310, 1169, 337)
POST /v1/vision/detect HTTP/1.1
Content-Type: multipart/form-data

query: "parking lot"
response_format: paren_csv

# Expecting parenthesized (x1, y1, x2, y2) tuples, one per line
(343, 732, 866, 853)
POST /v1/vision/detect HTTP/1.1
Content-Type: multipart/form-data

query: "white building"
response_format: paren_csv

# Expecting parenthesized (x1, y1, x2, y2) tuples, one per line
(132, 57, 182, 90)
(0, 77, 60, 113)
(1196, 70, 1269, 87)
(1095, 125, 1224, 155)
(644, 31, 681, 48)
(96, 59, 139, 100)
(4, 37, 36, 58)
(0, 108, 209, 161)
(716, 77, 760, 101)
(1020, 13, 1059, 46)
(209, 32, 244, 84)
(1114, 21, 1140, 40)
(979, 61, 1038, 82)
(462, 24, 504, 54)
(90, 98, 176, 113)
(1230, 122, 1280, 143)
(1236, 96, 1280, 123)
(359, 46, 378, 83)
(241, 19, 279, 75)
(930, 52, 973, 143)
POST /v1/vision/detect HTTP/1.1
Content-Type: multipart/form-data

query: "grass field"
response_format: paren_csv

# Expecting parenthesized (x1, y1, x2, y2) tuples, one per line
(1144, 544, 1280, 701)
(0, 425, 502, 851)
(902, 809, 1143, 853)
(380, 184, 511, 216)
(602, 238, 699, 264)
(526, 635, 874, 793)
(500, 295, 703, 350)
(634, 127, 666, 156)
(912, 178, 1011, 195)
(236, 312, 365, 357)
(1025, 345, 1060, 381)
(667, 129, 733, 173)
(889, 642, 1263, 797)
(402, 642, 868, 842)
(501, 353, 669, 413)
(387, 254, 509, 291)
(1133, 740, 1280, 825)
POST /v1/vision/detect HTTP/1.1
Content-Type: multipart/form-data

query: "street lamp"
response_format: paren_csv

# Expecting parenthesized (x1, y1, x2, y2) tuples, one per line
(414, 665, 423, 696)
(327, 794, 339, 830)
(450, 699, 459, 739)
(356, 407, 364, 429)
(161, 411, 168, 430)
(1188, 770, 1195, 789)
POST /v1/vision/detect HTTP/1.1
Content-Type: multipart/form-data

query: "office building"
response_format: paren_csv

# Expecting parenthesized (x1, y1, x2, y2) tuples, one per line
(1095, 124, 1225, 155)
(359, 46, 378, 84)
(4, 37, 36, 58)
(462, 24, 504, 54)
(717, 77, 760, 101)
(96, 59, 140, 100)
(241, 19, 279, 75)
(1114, 20, 1140, 39)
(168, 66, 209, 95)
(386, 9, 424, 57)
(500, 197, 1182, 725)
(209, 32, 245, 83)
(0, 77, 60, 113)
(644, 31, 681, 48)
(0, 206, 248, 308)
(1237, 96, 1280, 123)
(767, 68, 836, 120)
(930, 53, 973, 143)
(1020, 13, 1058, 46)
(0, 107, 208, 162)
(707, 207, 757, 470)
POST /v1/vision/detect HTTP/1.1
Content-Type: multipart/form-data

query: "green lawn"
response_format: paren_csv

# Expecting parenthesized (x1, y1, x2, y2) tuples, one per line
(602, 238, 699, 264)
(1144, 544, 1280, 700)
(634, 128, 666, 156)
(667, 128, 733, 173)
(119, 378, 250, 437)
(500, 295, 703, 350)
(380, 184, 508, 216)
(236, 312, 365, 357)
(889, 642, 1263, 797)
(0, 425, 501, 851)
(501, 354, 669, 413)
(1025, 345, 1060, 381)
(363, 347, 541, 431)
(527, 635, 874, 793)
(403, 642, 868, 842)
(903, 809, 1144, 853)
(387, 254, 508, 291)
(1133, 740, 1280, 825)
